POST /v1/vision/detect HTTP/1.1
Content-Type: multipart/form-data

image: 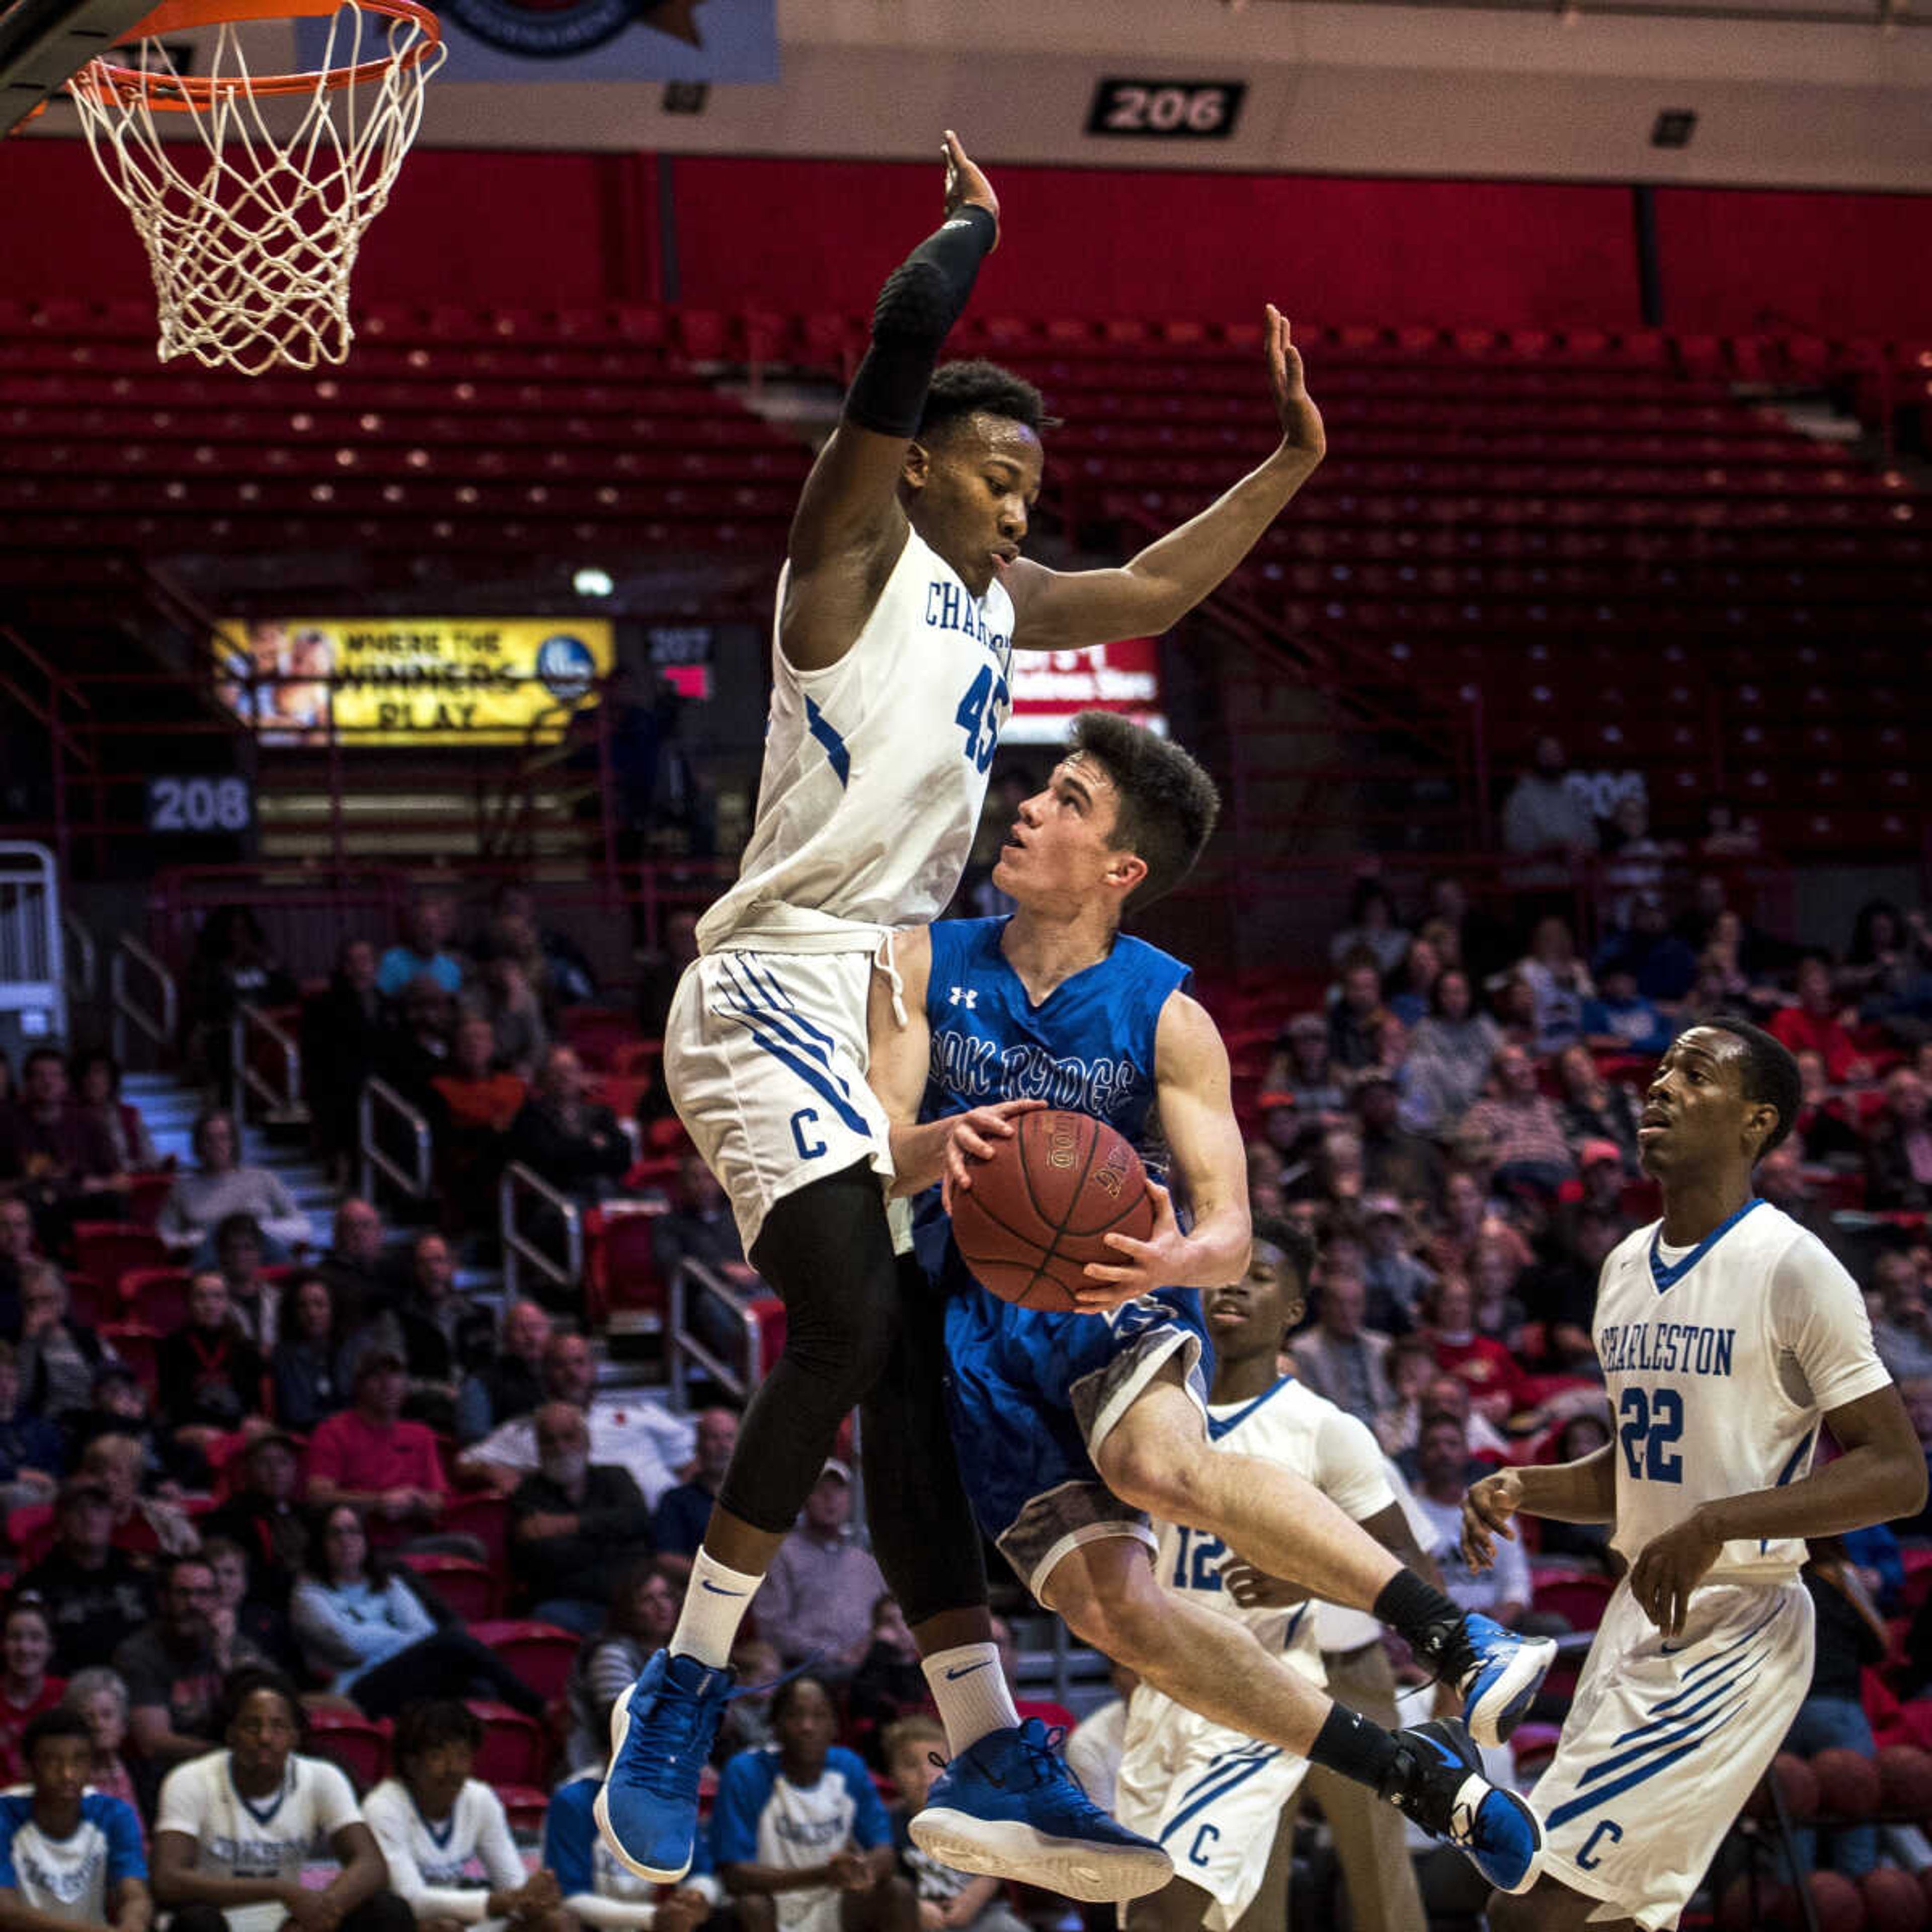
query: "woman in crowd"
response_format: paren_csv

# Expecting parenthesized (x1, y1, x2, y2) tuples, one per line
(289, 1503, 544, 1722)
(1328, 879, 1411, 977)
(63, 1666, 144, 1828)
(1404, 969, 1501, 1136)
(1385, 936, 1442, 1026)
(1550, 1042, 1642, 1170)
(73, 1053, 160, 1174)
(271, 1273, 348, 1432)
(0, 1596, 65, 1783)
(565, 1555, 682, 1769)
(158, 1109, 310, 1261)
(19, 1264, 113, 1425)
(1260, 1014, 1349, 1124)
(156, 1272, 266, 1452)
(1516, 916, 1594, 1055)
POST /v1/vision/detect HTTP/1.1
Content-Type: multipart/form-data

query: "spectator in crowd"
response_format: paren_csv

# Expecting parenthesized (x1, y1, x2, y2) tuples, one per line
(0, 1340, 62, 1513)
(1403, 970, 1501, 1138)
(150, 1665, 408, 1932)
(712, 1674, 909, 1932)
(288, 1505, 543, 1721)
(79, 1432, 198, 1560)
(1500, 735, 1597, 858)
(1467, 1234, 1529, 1349)
(364, 1700, 568, 1932)
(202, 1535, 292, 1675)
(1596, 792, 1672, 929)
(467, 944, 549, 1084)
(380, 977, 459, 1113)
(507, 1402, 656, 1633)
(0, 1706, 148, 1932)
(714, 1637, 783, 1771)
(1289, 1270, 1391, 1427)
(1754, 1143, 1840, 1251)
(62, 1668, 142, 1827)
(317, 1198, 394, 1335)
(1868, 1248, 1932, 1386)
(1579, 963, 1673, 1058)
(72, 1366, 205, 1501)
(20, 1264, 112, 1427)
(563, 1555, 683, 1771)
(302, 936, 388, 1190)
(459, 1329, 693, 1509)
(650, 1405, 739, 1578)
(487, 884, 597, 1013)
(635, 908, 702, 1042)
(212, 1216, 280, 1352)
(21, 1479, 156, 1675)
(882, 1716, 1029, 1932)
(378, 894, 463, 1001)
(1409, 1409, 1531, 1625)
(1425, 875, 1513, 988)
(1357, 1197, 1430, 1338)
(0, 1046, 125, 1233)
(1329, 880, 1410, 978)
(181, 906, 296, 1095)
(113, 1554, 266, 1774)
(1771, 954, 1874, 1084)
(1352, 1074, 1443, 1214)
(847, 1596, 928, 1762)
(0, 1598, 65, 1785)
(1423, 1276, 1537, 1428)
(756, 1462, 886, 1680)
(1516, 916, 1593, 1055)
(1531, 1203, 1626, 1373)
(1372, 1336, 1440, 1459)
(73, 1052, 159, 1175)
(306, 1351, 448, 1547)
(1325, 950, 1387, 1073)
(1864, 1067, 1932, 1213)
(1595, 892, 1699, 1007)
(1551, 1048, 1643, 1172)
(156, 1272, 265, 1451)
(428, 1012, 527, 1230)
(1460, 1043, 1577, 1194)
(269, 1273, 347, 1432)
(202, 1431, 308, 1618)
(1532, 1413, 1616, 1569)
(505, 1048, 630, 1205)
(543, 1761, 714, 1932)
(1793, 1050, 1865, 1164)
(391, 1232, 488, 1435)
(454, 1297, 550, 1444)
(1842, 901, 1932, 1024)
(987, 1614, 1074, 1732)
(1261, 1014, 1349, 1125)
(653, 1153, 744, 1283)
(158, 1111, 309, 1262)
(1290, 1126, 1363, 1213)
(1386, 935, 1442, 1027)
(0, 1195, 35, 1335)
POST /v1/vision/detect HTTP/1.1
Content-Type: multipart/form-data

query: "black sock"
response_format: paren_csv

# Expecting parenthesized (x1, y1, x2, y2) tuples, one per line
(1374, 1567, 1464, 1657)
(1307, 1703, 1401, 1791)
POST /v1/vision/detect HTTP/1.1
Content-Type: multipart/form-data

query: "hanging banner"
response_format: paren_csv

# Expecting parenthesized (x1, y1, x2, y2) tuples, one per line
(212, 616, 616, 746)
(1003, 637, 1166, 745)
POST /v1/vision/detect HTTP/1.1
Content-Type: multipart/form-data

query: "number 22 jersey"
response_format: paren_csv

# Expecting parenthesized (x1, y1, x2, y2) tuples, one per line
(1593, 1197, 1891, 1583)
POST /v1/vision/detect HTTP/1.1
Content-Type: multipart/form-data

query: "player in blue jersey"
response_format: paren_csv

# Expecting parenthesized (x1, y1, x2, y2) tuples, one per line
(0, 1708, 149, 1932)
(867, 711, 1551, 1898)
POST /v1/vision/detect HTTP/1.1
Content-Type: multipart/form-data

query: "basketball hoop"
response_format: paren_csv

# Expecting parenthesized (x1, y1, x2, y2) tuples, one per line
(64, 0, 443, 373)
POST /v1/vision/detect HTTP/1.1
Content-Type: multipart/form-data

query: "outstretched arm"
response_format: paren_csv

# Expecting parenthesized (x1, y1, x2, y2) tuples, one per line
(781, 133, 1000, 673)
(1004, 307, 1325, 653)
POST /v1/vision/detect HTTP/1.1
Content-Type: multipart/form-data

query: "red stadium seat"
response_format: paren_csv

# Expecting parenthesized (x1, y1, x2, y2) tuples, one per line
(1532, 1570, 1616, 1634)
(306, 1709, 391, 1792)
(97, 1324, 162, 1394)
(467, 1702, 547, 1787)
(441, 1492, 510, 1573)
(469, 1622, 581, 1701)
(117, 1267, 191, 1331)
(397, 1552, 497, 1621)
(71, 1223, 169, 1296)
(124, 1173, 176, 1228)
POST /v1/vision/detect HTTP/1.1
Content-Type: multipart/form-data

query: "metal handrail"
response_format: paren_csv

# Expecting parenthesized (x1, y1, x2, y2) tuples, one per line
(232, 1000, 306, 1126)
(499, 1160, 583, 1302)
(357, 1077, 433, 1203)
(109, 934, 177, 1067)
(666, 1256, 771, 1410)
(61, 915, 96, 1001)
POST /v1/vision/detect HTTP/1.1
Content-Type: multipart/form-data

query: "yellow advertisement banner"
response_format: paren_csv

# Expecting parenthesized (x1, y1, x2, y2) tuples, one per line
(213, 617, 617, 746)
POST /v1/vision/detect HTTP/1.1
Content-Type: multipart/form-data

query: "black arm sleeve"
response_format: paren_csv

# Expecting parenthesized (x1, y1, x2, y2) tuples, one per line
(843, 204, 998, 439)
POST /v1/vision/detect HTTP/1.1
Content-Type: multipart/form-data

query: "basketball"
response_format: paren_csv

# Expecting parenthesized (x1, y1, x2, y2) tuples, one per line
(949, 1108, 1156, 1312)
(1878, 1745, 1932, 1819)
(1813, 1748, 1884, 1820)
(1862, 1868, 1928, 1932)
(1747, 1753, 1822, 1822)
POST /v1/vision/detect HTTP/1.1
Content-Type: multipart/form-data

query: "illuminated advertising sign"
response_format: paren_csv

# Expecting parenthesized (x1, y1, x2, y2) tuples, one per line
(1002, 637, 1166, 744)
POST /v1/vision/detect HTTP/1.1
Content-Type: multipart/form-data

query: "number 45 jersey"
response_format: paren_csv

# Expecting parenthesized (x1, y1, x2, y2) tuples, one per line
(1594, 1197, 1892, 1584)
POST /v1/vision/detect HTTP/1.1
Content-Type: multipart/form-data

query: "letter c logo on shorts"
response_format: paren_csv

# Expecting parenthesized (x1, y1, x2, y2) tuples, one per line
(1188, 1823, 1220, 1869)
(790, 1108, 826, 1159)
(1576, 1819, 1623, 1870)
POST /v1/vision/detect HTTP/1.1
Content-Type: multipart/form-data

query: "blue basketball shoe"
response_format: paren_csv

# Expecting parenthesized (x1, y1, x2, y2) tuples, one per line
(1383, 1717, 1544, 1895)
(1441, 1612, 1556, 1747)
(909, 1718, 1173, 1902)
(594, 1650, 736, 1882)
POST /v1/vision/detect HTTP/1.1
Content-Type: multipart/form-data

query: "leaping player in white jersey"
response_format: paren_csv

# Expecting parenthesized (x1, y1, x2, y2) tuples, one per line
(1461, 1018, 1927, 1932)
(597, 130, 1330, 1897)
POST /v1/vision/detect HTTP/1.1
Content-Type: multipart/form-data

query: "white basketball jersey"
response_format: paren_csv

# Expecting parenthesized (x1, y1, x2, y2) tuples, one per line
(362, 1777, 524, 1921)
(1593, 1198, 1891, 1582)
(1154, 1375, 1395, 1680)
(697, 525, 1015, 954)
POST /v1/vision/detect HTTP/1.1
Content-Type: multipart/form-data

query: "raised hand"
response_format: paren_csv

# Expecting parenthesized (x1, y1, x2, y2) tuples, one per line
(942, 130, 1000, 249)
(1263, 304, 1325, 466)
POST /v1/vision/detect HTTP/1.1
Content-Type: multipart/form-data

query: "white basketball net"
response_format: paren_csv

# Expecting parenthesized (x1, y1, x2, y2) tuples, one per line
(65, 3, 443, 374)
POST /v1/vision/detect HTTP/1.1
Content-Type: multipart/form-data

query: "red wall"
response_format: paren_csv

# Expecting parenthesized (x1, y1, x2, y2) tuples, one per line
(669, 158, 1641, 330)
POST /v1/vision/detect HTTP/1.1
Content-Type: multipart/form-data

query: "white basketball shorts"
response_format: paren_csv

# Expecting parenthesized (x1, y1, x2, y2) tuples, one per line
(664, 948, 894, 1254)
(1115, 1682, 1313, 1931)
(1532, 1573, 1814, 1929)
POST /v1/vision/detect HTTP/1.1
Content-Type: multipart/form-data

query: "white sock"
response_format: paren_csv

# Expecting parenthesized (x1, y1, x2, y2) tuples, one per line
(670, 1549, 763, 1670)
(922, 1643, 1021, 1755)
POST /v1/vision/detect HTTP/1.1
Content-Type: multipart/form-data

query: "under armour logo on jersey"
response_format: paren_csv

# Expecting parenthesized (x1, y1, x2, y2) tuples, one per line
(948, 986, 979, 1008)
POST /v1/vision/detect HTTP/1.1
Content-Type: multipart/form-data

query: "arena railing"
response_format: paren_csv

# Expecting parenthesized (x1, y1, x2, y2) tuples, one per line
(357, 1077, 433, 1205)
(109, 932, 176, 1071)
(231, 1002, 306, 1130)
(665, 1256, 774, 1412)
(0, 843, 67, 1064)
(499, 1160, 583, 1304)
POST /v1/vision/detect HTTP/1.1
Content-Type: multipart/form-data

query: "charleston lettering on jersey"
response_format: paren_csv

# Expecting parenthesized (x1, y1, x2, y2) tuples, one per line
(1595, 1321, 1736, 1379)
(929, 1027, 1143, 1117)
(924, 578, 1012, 660)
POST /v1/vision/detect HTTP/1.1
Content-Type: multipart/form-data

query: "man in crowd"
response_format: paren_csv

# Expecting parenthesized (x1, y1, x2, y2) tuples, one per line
(755, 1462, 886, 1681)
(1291, 1272, 1394, 1428)
(509, 1402, 658, 1632)
(652, 1408, 739, 1578)
(1460, 1045, 1576, 1194)
(457, 1298, 551, 1442)
(113, 1553, 266, 1772)
(21, 1478, 155, 1674)
(1500, 736, 1596, 859)
(201, 1430, 307, 1617)
(1411, 1413, 1531, 1628)
(378, 892, 464, 1000)
(306, 1350, 449, 1546)
(0, 1048, 123, 1235)
(507, 1048, 632, 1205)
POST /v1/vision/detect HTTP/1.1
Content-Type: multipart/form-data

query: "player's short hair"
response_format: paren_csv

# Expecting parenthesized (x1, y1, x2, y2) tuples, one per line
(392, 1698, 482, 1763)
(1066, 711, 1220, 911)
(1694, 1015, 1802, 1156)
(917, 360, 1053, 442)
(216, 1664, 307, 1742)
(22, 1708, 92, 1761)
(1251, 1213, 1317, 1302)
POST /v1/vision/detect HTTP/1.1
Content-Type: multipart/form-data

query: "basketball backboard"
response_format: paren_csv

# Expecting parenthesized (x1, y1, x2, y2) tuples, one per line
(0, 0, 159, 132)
